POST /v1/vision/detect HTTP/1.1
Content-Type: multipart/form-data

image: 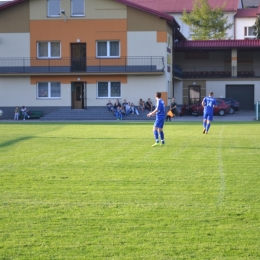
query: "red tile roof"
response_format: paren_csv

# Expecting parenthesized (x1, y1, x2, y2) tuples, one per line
(175, 39, 260, 50)
(235, 8, 259, 17)
(114, 0, 177, 22)
(127, 0, 240, 13)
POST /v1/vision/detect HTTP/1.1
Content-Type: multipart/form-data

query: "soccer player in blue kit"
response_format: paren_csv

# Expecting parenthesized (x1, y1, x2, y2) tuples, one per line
(202, 91, 216, 134)
(147, 92, 165, 146)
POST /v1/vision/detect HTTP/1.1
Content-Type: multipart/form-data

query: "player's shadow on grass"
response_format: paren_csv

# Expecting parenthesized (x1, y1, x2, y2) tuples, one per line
(0, 136, 32, 149)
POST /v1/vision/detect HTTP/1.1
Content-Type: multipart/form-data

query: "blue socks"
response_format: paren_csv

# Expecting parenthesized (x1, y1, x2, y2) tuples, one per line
(206, 123, 210, 132)
(154, 130, 159, 142)
(159, 131, 164, 141)
(154, 130, 164, 143)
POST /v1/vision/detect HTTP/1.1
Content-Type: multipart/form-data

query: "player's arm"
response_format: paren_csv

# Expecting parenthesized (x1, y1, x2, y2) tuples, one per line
(147, 107, 158, 117)
(201, 98, 205, 107)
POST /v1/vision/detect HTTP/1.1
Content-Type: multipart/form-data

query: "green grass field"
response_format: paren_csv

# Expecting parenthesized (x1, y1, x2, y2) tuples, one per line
(0, 122, 259, 259)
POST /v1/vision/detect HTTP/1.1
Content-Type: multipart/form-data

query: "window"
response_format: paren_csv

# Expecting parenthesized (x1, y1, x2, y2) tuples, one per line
(244, 26, 256, 39)
(96, 41, 120, 57)
(37, 42, 61, 58)
(47, 0, 60, 17)
(37, 82, 61, 98)
(97, 82, 121, 98)
(71, 0, 84, 16)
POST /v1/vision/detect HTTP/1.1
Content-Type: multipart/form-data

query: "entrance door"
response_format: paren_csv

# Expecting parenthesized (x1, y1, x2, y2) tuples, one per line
(71, 43, 86, 72)
(188, 85, 201, 105)
(72, 82, 84, 109)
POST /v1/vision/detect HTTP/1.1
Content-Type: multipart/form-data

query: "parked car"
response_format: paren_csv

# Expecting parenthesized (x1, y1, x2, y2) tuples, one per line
(218, 98, 240, 112)
(179, 104, 199, 117)
(195, 99, 230, 116)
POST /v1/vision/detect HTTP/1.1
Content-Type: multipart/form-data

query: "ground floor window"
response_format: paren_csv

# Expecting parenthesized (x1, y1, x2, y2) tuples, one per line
(97, 82, 121, 98)
(37, 82, 61, 98)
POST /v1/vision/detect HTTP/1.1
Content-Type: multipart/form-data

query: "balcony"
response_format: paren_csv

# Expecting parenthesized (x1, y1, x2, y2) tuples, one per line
(0, 57, 165, 75)
(174, 65, 259, 79)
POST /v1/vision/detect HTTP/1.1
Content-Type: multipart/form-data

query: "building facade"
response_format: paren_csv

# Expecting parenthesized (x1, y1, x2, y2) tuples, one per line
(0, 0, 182, 119)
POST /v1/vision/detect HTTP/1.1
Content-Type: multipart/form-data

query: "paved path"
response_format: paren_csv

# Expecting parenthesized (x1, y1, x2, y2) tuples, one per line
(170, 110, 257, 122)
(0, 110, 257, 122)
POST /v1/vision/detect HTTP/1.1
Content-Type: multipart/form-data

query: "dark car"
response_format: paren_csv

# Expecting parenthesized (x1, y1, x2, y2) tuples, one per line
(195, 99, 230, 116)
(218, 98, 240, 113)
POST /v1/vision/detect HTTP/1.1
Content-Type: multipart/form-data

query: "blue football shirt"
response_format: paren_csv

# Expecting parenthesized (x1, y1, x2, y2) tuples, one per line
(203, 96, 216, 114)
(156, 99, 165, 118)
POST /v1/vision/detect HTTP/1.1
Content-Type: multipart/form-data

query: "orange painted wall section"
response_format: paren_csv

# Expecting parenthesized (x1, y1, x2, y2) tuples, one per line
(161, 92, 167, 104)
(30, 75, 127, 84)
(157, 31, 167, 43)
(30, 19, 127, 58)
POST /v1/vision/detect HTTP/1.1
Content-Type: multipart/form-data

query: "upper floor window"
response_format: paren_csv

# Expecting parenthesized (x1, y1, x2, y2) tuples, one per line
(244, 26, 256, 39)
(47, 0, 60, 17)
(96, 41, 120, 58)
(37, 82, 61, 98)
(71, 0, 85, 16)
(37, 42, 61, 58)
(97, 82, 121, 98)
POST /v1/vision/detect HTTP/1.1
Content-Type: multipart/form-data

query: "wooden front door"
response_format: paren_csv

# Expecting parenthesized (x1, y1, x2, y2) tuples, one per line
(72, 82, 84, 109)
(71, 43, 86, 72)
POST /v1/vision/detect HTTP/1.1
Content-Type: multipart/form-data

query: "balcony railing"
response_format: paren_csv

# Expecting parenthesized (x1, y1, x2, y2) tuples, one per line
(0, 57, 165, 74)
(174, 65, 260, 78)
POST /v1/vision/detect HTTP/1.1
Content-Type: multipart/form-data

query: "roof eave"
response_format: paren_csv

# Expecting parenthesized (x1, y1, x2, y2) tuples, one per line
(0, 0, 27, 10)
(114, 0, 180, 25)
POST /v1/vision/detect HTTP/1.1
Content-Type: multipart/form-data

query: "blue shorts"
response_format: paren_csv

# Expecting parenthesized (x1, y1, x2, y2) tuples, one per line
(154, 117, 164, 129)
(203, 112, 213, 121)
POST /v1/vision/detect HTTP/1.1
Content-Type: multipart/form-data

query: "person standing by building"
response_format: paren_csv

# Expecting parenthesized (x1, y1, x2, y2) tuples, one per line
(202, 92, 216, 134)
(14, 106, 20, 120)
(147, 92, 165, 146)
(170, 97, 177, 116)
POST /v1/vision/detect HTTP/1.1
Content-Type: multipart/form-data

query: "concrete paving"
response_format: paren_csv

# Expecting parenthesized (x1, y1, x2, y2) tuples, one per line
(170, 110, 257, 122)
(0, 110, 258, 123)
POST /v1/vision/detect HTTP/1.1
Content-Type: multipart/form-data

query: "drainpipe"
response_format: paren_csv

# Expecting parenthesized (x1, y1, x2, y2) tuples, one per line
(172, 27, 175, 100)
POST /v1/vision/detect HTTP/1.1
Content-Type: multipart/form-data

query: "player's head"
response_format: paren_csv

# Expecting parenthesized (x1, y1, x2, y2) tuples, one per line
(209, 92, 214, 97)
(156, 92, 161, 99)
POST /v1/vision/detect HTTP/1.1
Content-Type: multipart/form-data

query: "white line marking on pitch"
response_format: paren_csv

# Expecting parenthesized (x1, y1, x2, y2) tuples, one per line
(217, 126, 225, 206)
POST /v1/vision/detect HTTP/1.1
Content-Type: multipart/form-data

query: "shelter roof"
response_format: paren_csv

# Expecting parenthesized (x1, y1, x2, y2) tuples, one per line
(175, 39, 260, 50)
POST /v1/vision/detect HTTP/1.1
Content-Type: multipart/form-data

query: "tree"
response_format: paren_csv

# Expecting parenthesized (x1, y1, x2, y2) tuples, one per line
(181, 0, 233, 40)
(253, 16, 260, 39)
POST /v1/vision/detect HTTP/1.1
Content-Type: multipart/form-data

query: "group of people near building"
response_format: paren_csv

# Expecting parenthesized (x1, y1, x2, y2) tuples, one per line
(138, 98, 154, 112)
(106, 97, 156, 120)
(106, 97, 179, 121)
(13, 106, 30, 120)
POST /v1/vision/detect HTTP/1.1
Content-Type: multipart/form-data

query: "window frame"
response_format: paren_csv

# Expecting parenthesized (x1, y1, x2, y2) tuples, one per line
(97, 81, 121, 98)
(96, 41, 120, 58)
(244, 26, 256, 39)
(37, 82, 61, 99)
(47, 0, 61, 17)
(37, 41, 61, 59)
(71, 0, 85, 17)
